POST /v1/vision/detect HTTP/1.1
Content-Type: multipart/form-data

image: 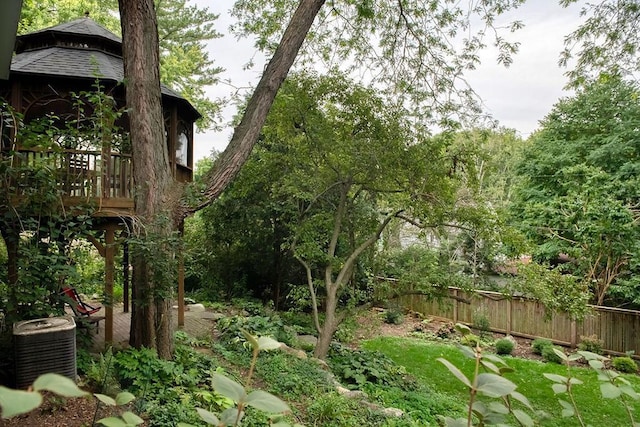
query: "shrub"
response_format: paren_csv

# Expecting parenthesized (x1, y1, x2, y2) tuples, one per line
(531, 338, 553, 355)
(472, 307, 491, 339)
(328, 344, 408, 389)
(495, 338, 515, 355)
(612, 356, 638, 373)
(578, 334, 604, 355)
(460, 334, 481, 348)
(384, 308, 404, 325)
(541, 345, 563, 364)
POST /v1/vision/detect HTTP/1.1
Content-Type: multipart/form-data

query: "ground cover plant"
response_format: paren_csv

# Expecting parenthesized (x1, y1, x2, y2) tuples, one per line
(363, 336, 640, 426)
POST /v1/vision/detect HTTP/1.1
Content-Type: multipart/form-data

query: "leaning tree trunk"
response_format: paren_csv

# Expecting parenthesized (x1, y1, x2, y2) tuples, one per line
(119, 0, 176, 359)
(117, 0, 327, 358)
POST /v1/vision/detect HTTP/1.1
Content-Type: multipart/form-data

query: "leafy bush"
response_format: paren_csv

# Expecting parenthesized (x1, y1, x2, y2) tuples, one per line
(578, 334, 604, 355)
(495, 338, 515, 355)
(334, 316, 358, 343)
(531, 338, 553, 355)
(384, 308, 404, 325)
(217, 314, 296, 348)
(612, 356, 638, 373)
(460, 333, 481, 348)
(542, 345, 564, 364)
(328, 344, 408, 389)
(472, 306, 491, 338)
(256, 352, 333, 400)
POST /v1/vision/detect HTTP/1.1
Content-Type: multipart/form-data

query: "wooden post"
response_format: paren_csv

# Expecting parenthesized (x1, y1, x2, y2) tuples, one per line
(178, 253, 185, 327)
(105, 227, 116, 346)
(507, 298, 512, 335)
(178, 222, 185, 327)
(570, 319, 577, 348)
(122, 240, 129, 313)
(453, 288, 458, 323)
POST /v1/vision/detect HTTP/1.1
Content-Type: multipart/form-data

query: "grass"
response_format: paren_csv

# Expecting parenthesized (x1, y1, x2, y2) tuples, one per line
(363, 336, 640, 426)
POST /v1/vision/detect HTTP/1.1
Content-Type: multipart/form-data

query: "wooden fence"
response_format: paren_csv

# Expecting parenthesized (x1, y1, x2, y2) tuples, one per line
(398, 288, 640, 357)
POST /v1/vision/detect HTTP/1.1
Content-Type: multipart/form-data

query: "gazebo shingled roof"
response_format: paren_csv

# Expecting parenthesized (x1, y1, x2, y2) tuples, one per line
(11, 17, 200, 121)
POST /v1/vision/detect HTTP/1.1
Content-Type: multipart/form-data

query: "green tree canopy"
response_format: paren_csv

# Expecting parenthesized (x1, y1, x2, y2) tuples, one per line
(511, 75, 640, 306)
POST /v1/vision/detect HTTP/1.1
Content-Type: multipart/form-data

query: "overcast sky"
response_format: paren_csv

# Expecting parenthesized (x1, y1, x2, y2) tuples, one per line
(192, 1, 587, 161)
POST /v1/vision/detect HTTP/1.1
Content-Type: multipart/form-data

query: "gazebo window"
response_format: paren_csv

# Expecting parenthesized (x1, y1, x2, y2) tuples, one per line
(176, 125, 189, 166)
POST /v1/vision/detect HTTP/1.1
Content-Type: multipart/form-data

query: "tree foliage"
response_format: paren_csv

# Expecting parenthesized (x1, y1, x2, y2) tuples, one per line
(231, 0, 527, 127)
(511, 75, 640, 306)
(560, 0, 640, 86)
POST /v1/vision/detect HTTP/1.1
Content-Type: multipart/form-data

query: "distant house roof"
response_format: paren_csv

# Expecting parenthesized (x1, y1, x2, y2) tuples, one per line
(11, 17, 199, 120)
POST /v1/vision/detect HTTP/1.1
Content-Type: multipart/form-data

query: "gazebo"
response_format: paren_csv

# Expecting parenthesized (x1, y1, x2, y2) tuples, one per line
(0, 17, 199, 344)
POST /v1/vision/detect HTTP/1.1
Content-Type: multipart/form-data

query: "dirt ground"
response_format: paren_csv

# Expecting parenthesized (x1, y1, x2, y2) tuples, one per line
(1, 308, 540, 427)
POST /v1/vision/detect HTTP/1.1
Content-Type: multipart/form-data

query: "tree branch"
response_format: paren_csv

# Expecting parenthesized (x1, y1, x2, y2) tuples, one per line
(178, 0, 326, 220)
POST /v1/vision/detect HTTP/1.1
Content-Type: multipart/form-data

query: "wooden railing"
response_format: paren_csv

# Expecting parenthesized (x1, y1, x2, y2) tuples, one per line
(5, 148, 134, 209)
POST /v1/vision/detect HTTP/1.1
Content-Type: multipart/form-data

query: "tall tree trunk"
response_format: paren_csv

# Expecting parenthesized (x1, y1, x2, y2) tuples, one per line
(118, 0, 326, 358)
(119, 0, 176, 359)
(314, 282, 339, 359)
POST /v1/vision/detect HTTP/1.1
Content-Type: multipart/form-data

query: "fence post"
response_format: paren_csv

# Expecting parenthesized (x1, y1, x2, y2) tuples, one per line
(453, 288, 458, 323)
(507, 298, 512, 335)
(570, 320, 577, 348)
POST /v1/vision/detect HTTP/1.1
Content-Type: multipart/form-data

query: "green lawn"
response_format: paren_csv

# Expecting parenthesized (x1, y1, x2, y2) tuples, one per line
(363, 337, 640, 426)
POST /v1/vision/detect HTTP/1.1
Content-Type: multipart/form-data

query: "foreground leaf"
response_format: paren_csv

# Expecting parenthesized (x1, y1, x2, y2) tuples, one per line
(0, 386, 42, 419)
(476, 373, 517, 398)
(437, 358, 471, 388)
(195, 407, 220, 425)
(246, 390, 290, 413)
(33, 373, 88, 397)
(212, 373, 246, 403)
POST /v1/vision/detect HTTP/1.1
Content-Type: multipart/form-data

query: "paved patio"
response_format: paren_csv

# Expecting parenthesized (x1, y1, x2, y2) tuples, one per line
(85, 304, 217, 351)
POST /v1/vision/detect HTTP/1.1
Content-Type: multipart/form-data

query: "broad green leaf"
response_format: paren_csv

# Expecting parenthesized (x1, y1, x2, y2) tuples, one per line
(437, 358, 471, 388)
(97, 417, 128, 427)
(195, 407, 220, 425)
(454, 323, 471, 335)
(568, 354, 583, 362)
(443, 417, 469, 427)
(95, 393, 117, 406)
(457, 345, 476, 359)
(511, 391, 533, 410)
(246, 390, 290, 413)
(620, 384, 640, 400)
(558, 399, 574, 417)
(600, 382, 621, 399)
(121, 411, 144, 425)
(476, 373, 517, 398)
(552, 348, 567, 361)
(543, 373, 568, 384)
(472, 400, 488, 416)
(569, 378, 583, 385)
(177, 423, 197, 427)
(0, 386, 42, 419)
(257, 336, 281, 351)
(483, 354, 506, 365)
(212, 373, 247, 403)
(32, 373, 88, 397)
(487, 401, 509, 414)
(578, 351, 605, 361)
(552, 384, 567, 394)
(220, 407, 243, 426)
(588, 359, 604, 370)
(115, 392, 136, 406)
(513, 409, 534, 427)
(241, 329, 259, 351)
(480, 360, 500, 374)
